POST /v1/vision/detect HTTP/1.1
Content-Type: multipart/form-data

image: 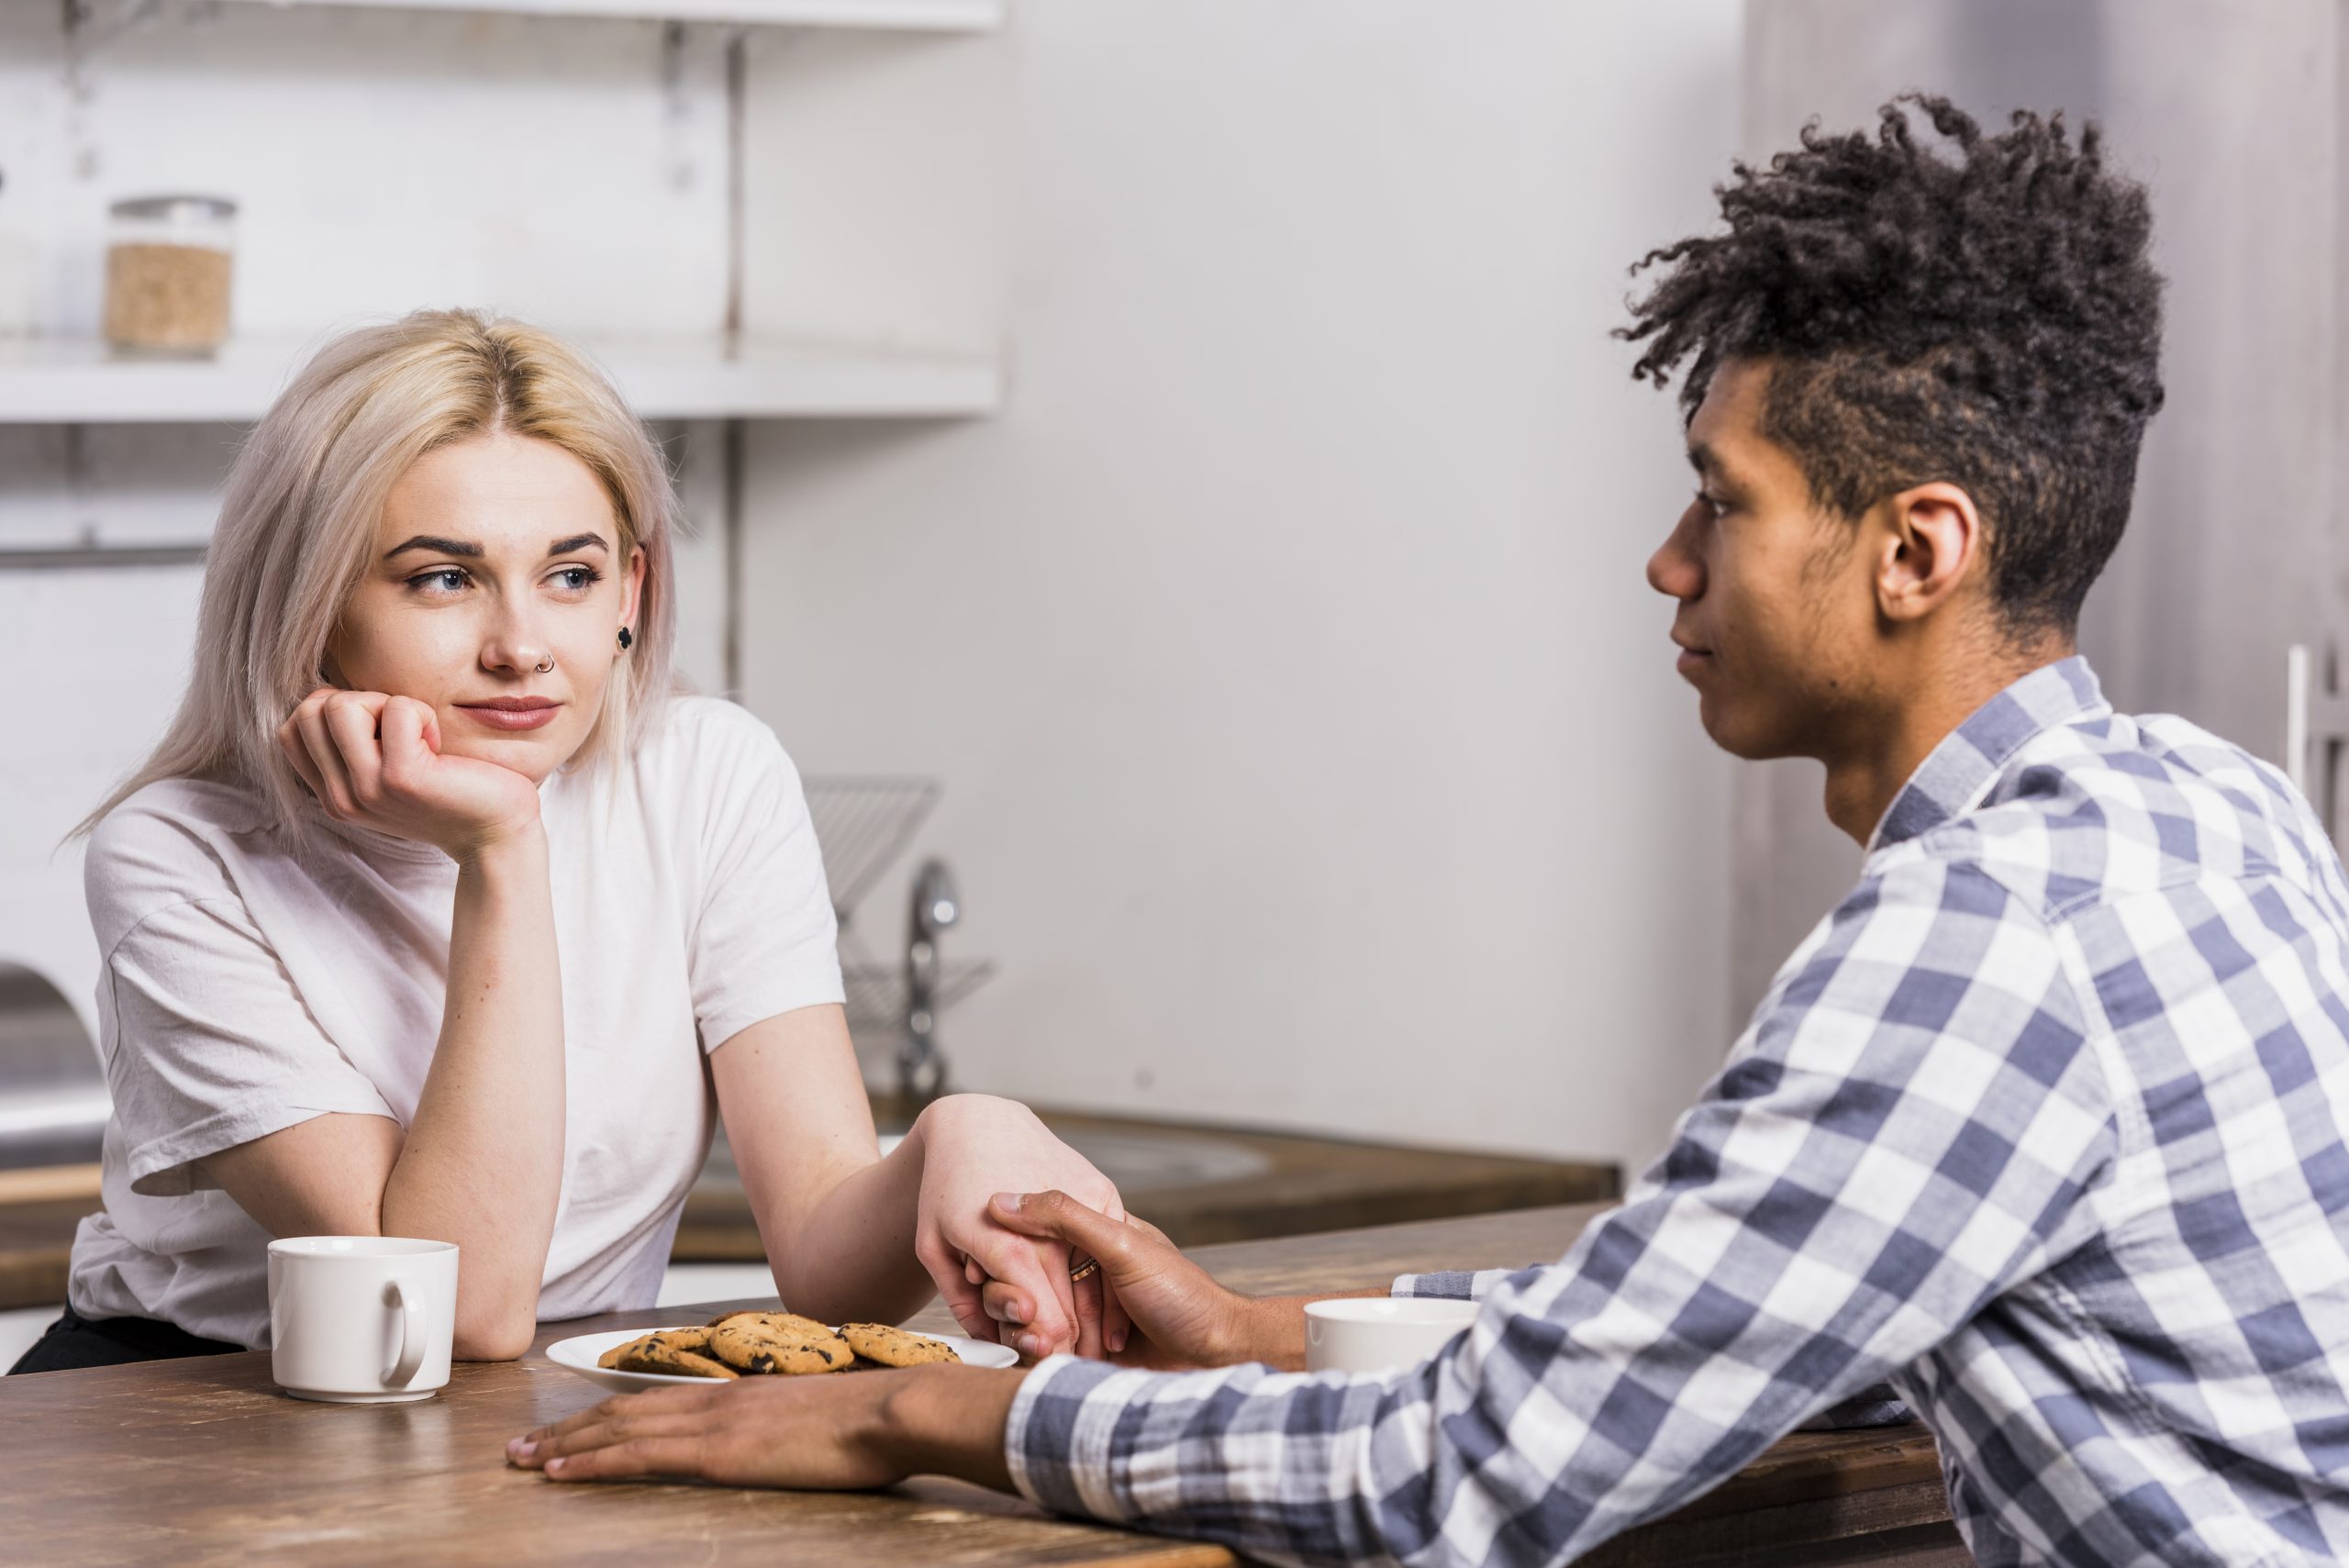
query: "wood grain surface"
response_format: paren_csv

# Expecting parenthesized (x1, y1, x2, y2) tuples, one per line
(2, 1205, 1965, 1567)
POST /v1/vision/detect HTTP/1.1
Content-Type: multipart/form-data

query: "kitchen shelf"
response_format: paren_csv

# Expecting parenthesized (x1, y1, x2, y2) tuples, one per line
(0, 335, 1001, 425)
(213, 0, 1001, 28)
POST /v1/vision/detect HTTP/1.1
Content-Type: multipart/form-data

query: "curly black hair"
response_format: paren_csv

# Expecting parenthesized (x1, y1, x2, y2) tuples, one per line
(1620, 94, 2165, 637)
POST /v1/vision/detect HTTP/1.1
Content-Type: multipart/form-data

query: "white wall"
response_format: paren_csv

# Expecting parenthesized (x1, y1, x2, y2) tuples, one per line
(737, 2, 1746, 1173)
(0, 2, 1748, 1178)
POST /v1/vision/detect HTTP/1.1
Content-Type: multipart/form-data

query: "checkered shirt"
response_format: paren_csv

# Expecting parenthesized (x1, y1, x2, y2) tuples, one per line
(1005, 658, 2349, 1567)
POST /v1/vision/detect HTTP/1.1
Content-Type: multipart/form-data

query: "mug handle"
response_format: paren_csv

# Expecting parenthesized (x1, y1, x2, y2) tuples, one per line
(384, 1277, 427, 1389)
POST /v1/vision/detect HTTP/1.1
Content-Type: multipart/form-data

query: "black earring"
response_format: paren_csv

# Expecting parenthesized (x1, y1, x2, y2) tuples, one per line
(617, 627, 634, 651)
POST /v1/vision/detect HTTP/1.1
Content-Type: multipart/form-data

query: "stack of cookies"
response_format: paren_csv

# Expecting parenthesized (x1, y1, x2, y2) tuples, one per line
(596, 1312, 961, 1379)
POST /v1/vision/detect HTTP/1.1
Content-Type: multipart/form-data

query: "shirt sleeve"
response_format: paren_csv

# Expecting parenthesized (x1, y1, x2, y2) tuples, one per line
(103, 896, 399, 1198)
(1390, 1267, 1535, 1301)
(1006, 853, 2118, 1568)
(683, 707, 846, 1052)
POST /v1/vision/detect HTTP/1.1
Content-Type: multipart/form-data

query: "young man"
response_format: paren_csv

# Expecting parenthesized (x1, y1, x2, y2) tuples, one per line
(511, 98, 2349, 1565)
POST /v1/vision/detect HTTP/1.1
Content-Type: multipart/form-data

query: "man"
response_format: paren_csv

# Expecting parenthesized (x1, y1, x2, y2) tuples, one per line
(510, 97, 2349, 1565)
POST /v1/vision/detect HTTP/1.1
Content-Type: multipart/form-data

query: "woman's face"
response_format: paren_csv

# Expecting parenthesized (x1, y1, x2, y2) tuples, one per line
(327, 430, 646, 785)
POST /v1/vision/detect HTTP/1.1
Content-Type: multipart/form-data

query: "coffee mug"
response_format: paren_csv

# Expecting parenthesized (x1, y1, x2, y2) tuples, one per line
(267, 1236, 459, 1404)
(1304, 1297, 1481, 1373)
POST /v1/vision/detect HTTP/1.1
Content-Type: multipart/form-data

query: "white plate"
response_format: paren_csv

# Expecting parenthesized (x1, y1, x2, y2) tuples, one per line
(545, 1325, 1017, 1393)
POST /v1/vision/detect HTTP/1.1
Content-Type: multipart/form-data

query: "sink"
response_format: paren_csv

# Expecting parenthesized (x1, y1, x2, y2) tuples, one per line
(0, 964, 107, 1170)
(970, 1127, 1272, 1194)
(696, 1123, 1272, 1197)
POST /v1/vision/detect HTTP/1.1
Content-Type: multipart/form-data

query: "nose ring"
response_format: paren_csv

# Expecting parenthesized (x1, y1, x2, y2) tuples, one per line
(535, 656, 553, 674)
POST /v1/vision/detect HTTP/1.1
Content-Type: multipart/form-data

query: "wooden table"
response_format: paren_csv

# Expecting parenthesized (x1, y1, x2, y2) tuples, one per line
(1, 1205, 1970, 1567)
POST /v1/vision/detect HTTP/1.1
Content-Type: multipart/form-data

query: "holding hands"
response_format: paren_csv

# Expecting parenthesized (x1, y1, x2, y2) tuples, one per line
(277, 688, 543, 861)
(986, 1189, 1289, 1370)
(907, 1097, 1130, 1360)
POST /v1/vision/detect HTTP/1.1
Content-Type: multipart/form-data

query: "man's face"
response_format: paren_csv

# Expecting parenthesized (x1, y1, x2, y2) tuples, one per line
(1645, 359, 1881, 761)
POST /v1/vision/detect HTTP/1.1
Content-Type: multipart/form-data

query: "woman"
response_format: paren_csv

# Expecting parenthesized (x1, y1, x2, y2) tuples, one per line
(13, 309, 1117, 1373)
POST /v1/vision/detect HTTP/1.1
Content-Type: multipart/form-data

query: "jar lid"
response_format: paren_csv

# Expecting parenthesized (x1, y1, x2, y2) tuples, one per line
(109, 194, 238, 222)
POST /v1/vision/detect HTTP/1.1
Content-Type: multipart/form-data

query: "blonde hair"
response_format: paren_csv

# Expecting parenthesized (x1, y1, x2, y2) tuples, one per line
(81, 308, 679, 838)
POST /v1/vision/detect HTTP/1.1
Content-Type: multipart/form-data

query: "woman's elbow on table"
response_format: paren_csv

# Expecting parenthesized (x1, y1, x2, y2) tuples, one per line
(452, 1319, 537, 1362)
(451, 1296, 542, 1362)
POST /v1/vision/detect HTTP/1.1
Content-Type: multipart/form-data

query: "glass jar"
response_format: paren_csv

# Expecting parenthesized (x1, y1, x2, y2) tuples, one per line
(104, 195, 237, 355)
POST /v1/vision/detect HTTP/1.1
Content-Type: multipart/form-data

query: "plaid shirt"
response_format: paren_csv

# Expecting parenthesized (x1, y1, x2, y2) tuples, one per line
(1006, 659, 2349, 1567)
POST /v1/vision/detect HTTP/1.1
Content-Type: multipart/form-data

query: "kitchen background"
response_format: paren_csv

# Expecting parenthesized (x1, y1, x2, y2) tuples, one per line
(0, 0, 2337, 1359)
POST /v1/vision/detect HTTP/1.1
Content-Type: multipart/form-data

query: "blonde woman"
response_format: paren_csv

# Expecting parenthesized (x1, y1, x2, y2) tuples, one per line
(12, 310, 1118, 1373)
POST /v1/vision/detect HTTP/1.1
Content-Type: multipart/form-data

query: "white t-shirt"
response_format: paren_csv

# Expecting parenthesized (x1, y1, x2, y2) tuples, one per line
(68, 695, 843, 1349)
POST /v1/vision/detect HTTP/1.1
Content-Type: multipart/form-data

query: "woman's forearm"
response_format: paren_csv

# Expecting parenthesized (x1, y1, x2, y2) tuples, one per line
(381, 826, 566, 1357)
(762, 1129, 936, 1327)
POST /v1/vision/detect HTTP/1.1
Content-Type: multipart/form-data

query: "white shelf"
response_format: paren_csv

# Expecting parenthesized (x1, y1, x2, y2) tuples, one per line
(213, 0, 1000, 28)
(0, 335, 1001, 424)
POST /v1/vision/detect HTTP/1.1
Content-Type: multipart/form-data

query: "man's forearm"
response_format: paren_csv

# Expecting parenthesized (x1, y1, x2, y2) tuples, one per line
(875, 1365, 1029, 1491)
(1237, 1288, 1388, 1371)
(852, 1280, 1399, 1500)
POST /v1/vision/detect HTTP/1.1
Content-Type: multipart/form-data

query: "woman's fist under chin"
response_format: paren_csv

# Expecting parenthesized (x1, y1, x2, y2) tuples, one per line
(278, 687, 545, 861)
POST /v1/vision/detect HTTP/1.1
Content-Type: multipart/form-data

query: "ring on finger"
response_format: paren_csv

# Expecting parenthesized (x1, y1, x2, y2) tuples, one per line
(1068, 1256, 1100, 1284)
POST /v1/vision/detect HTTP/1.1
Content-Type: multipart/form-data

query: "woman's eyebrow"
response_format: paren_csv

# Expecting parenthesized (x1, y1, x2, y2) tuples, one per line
(384, 534, 484, 561)
(544, 532, 609, 557)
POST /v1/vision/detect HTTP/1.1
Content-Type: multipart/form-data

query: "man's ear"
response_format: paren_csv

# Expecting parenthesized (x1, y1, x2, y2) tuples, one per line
(1876, 482, 1983, 624)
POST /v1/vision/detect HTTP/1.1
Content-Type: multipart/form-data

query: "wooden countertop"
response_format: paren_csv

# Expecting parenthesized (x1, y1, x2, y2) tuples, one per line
(2, 1205, 1967, 1567)
(677, 1104, 1621, 1258)
(0, 1189, 99, 1313)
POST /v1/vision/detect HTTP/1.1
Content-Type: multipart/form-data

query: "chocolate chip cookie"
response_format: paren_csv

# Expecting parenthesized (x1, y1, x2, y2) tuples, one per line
(705, 1309, 835, 1340)
(838, 1323, 961, 1367)
(600, 1328, 740, 1380)
(707, 1312, 852, 1375)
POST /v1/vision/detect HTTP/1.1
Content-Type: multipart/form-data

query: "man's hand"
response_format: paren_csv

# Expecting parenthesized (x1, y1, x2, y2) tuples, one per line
(985, 1190, 1308, 1370)
(507, 1365, 1025, 1491)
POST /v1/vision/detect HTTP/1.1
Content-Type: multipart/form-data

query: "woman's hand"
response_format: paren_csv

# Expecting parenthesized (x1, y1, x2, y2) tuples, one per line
(277, 687, 542, 861)
(909, 1095, 1124, 1361)
(986, 1189, 1280, 1370)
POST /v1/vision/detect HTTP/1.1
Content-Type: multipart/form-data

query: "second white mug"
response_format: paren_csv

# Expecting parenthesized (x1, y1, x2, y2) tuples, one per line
(267, 1236, 459, 1404)
(1304, 1296, 1481, 1374)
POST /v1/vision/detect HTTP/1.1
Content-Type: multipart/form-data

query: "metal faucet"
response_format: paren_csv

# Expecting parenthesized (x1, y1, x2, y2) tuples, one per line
(898, 858, 959, 1109)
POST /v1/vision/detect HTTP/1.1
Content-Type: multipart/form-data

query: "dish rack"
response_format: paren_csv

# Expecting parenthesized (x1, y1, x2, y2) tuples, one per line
(801, 775, 994, 1042)
(803, 776, 941, 927)
(839, 958, 996, 1038)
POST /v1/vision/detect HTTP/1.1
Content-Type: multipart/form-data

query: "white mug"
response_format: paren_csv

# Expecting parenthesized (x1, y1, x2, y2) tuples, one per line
(1304, 1297, 1481, 1374)
(267, 1237, 459, 1404)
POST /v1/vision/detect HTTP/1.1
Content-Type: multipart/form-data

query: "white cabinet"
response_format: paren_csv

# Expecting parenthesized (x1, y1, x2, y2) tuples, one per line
(0, 333, 998, 426)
